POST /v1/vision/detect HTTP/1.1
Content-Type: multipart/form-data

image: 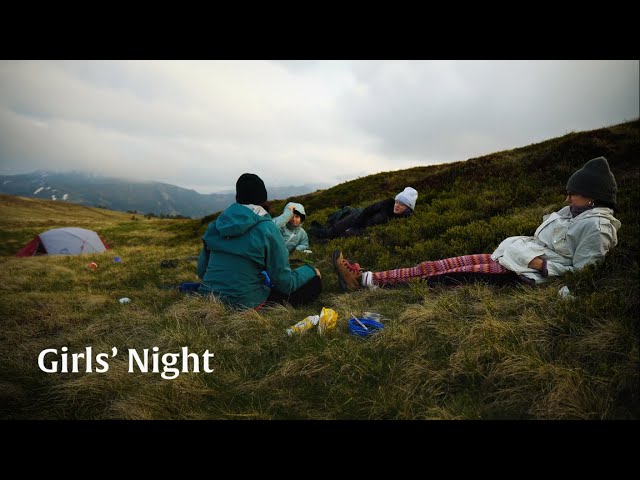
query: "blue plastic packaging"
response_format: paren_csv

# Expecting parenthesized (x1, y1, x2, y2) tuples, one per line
(261, 270, 275, 288)
(349, 317, 384, 337)
(178, 282, 201, 293)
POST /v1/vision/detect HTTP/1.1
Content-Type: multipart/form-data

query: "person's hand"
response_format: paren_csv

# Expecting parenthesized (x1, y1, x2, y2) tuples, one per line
(528, 256, 545, 271)
(302, 249, 313, 254)
(314, 268, 322, 279)
(288, 204, 296, 212)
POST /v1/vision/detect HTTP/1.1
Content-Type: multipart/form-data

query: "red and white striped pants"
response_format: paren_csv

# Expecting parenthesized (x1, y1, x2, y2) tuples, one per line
(372, 253, 511, 286)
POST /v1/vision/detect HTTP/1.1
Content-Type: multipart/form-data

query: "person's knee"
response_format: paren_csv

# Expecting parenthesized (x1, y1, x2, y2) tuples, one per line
(308, 275, 323, 293)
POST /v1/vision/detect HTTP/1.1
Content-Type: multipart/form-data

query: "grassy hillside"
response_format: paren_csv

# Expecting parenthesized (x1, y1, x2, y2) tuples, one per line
(0, 120, 638, 419)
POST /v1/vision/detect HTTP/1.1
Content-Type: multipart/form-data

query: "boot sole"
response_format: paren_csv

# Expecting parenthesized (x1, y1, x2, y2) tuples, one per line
(332, 250, 348, 292)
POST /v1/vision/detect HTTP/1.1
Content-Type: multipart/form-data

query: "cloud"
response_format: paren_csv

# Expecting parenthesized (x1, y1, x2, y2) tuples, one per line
(341, 60, 639, 162)
(0, 60, 637, 193)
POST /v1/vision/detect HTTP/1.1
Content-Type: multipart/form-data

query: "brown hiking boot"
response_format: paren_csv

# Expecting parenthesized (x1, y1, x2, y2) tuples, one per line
(332, 250, 362, 291)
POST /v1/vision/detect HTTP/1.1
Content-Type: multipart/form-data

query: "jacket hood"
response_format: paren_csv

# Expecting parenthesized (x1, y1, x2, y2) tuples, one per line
(559, 205, 621, 229)
(283, 202, 306, 215)
(283, 202, 306, 224)
(211, 203, 271, 238)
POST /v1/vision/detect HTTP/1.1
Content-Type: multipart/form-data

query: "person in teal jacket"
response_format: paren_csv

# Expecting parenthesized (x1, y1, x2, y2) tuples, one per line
(197, 173, 322, 309)
(272, 202, 311, 254)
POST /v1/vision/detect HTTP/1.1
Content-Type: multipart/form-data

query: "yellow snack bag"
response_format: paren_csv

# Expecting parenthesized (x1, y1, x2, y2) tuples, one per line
(318, 307, 338, 335)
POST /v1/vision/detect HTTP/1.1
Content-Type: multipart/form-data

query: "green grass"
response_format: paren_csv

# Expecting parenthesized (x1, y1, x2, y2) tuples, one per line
(0, 119, 638, 419)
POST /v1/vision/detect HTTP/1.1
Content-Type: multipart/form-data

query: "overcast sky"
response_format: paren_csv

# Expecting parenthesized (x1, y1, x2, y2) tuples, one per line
(0, 60, 637, 193)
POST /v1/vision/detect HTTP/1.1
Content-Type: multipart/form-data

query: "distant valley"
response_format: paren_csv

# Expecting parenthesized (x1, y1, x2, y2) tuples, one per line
(0, 171, 328, 218)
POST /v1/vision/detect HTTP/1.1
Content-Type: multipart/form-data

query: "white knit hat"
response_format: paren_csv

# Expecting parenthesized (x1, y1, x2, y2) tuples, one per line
(395, 187, 418, 211)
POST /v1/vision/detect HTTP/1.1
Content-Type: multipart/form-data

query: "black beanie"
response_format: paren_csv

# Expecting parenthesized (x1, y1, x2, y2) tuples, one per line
(566, 156, 617, 206)
(236, 173, 268, 205)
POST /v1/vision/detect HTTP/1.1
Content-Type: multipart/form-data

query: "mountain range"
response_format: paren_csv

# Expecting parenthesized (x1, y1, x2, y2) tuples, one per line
(0, 171, 328, 218)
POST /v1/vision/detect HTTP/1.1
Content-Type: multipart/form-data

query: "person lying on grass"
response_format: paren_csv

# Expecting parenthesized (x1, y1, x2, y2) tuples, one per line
(333, 157, 620, 290)
(309, 187, 418, 240)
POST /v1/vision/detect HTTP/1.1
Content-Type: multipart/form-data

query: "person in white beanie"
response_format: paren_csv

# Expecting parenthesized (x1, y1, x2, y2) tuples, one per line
(308, 187, 418, 240)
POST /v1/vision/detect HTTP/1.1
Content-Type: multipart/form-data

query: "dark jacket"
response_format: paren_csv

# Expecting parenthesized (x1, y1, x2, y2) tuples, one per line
(197, 203, 316, 308)
(328, 198, 413, 238)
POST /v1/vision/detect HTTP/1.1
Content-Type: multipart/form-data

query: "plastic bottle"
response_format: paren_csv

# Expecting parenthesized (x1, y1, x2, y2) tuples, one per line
(286, 315, 320, 336)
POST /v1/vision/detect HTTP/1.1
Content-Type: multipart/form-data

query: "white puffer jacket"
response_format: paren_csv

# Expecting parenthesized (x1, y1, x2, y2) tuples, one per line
(491, 206, 621, 284)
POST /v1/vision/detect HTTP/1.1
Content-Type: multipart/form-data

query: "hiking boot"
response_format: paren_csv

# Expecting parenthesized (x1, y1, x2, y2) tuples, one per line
(332, 250, 362, 291)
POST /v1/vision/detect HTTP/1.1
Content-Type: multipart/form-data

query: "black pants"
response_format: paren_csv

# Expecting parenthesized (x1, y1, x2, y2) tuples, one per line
(326, 212, 362, 238)
(266, 275, 322, 307)
(309, 213, 361, 240)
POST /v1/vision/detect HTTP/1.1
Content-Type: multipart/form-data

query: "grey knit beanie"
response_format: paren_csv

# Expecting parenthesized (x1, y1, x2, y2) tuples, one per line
(395, 187, 418, 211)
(566, 156, 617, 205)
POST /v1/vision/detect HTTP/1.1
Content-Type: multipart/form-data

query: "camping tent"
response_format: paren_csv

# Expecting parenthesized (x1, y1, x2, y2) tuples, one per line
(16, 227, 109, 257)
